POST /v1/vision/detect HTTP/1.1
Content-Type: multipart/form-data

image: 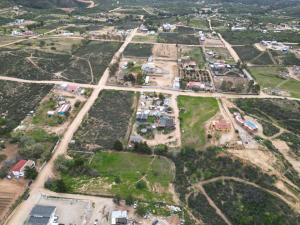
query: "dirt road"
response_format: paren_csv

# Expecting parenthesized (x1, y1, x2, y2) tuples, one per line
(0, 26, 70, 49)
(5, 28, 137, 225)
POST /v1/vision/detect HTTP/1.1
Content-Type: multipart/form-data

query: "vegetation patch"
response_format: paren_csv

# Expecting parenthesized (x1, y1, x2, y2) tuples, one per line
(70, 90, 137, 151)
(0, 81, 52, 136)
(124, 43, 153, 58)
(205, 180, 300, 225)
(158, 32, 200, 45)
(249, 66, 300, 98)
(51, 151, 174, 202)
(178, 96, 219, 149)
(278, 132, 300, 157)
(234, 98, 300, 134)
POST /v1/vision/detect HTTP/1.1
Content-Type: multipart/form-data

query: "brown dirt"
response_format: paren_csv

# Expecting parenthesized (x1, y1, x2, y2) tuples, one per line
(152, 43, 178, 60)
(0, 179, 26, 224)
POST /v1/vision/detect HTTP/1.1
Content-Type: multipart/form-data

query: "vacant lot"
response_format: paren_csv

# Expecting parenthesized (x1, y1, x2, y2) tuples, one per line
(249, 66, 300, 98)
(123, 43, 153, 58)
(70, 90, 137, 151)
(178, 96, 219, 149)
(61, 151, 175, 202)
(0, 39, 121, 84)
(0, 81, 52, 135)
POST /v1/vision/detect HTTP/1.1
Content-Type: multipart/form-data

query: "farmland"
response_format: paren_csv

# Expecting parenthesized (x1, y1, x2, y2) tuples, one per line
(70, 90, 137, 151)
(0, 39, 122, 84)
(249, 66, 300, 98)
(178, 96, 219, 149)
(233, 45, 274, 65)
(158, 33, 200, 45)
(0, 81, 52, 135)
(54, 151, 175, 202)
(123, 43, 153, 58)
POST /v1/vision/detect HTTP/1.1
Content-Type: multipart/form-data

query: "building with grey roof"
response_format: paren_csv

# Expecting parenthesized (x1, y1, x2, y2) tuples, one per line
(27, 205, 56, 225)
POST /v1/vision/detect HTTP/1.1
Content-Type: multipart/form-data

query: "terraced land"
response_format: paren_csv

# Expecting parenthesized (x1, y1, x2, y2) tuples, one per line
(0, 39, 122, 84)
(70, 90, 138, 151)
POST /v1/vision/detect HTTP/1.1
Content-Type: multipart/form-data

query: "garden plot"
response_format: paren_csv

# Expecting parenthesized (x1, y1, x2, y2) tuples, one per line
(0, 179, 27, 224)
(0, 39, 121, 84)
(70, 90, 137, 151)
(130, 93, 180, 148)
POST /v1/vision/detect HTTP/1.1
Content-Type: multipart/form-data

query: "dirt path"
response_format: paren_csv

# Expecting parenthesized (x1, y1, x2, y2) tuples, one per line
(195, 176, 300, 212)
(218, 34, 240, 63)
(75, 0, 95, 8)
(0, 26, 70, 49)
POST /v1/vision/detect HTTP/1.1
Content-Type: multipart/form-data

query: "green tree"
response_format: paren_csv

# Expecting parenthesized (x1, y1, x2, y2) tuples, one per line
(113, 140, 123, 151)
(24, 166, 38, 180)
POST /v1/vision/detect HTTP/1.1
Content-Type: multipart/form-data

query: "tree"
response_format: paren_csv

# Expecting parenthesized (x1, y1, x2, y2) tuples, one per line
(136, 180, 147, 190)
(125, 195, 134, 206)
(113, 194, 121, 205)
(24, 166, 38, 180)
(136, 205, 147, 217)
(113, 140, 123, 151)
(133, 142, 152, 154)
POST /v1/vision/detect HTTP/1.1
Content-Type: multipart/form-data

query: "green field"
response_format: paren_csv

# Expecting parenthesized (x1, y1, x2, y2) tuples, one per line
(61, 151, 175, 202)
(249, 66, 300, 98)
(178, 96, 219, 149)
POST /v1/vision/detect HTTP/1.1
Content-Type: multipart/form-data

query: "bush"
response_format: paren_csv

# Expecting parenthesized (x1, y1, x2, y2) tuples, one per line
(154, 145, 168, 156)
(136, 180, 147, 190)
(113, 140, 123, 151)
(133, 142, 152, 154)
(45, 178, 68, 193)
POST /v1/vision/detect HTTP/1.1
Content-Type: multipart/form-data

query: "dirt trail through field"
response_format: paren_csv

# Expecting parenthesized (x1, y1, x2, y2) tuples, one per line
(218, 34, 240, 63)
(195, 176, 300, 212)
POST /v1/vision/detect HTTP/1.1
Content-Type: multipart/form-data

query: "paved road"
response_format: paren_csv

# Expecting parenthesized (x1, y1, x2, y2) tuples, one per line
(5, 28, 137, 225)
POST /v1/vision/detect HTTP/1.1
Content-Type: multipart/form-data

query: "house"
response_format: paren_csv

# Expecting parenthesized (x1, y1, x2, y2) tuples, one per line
(211, 119, 231, 132)
(27, 205, 56, 225)
(111, 210, 128, 225)
(130, 135, 143, 144)
(234, 113, 257, 133)
(187, 82, 205, 90)
(11, 160, 35, 177)
(231, 26, 247, 31)
(57, 103, 71, 116)
(158, 116, 175, 129)
(136, 111, 148, 122)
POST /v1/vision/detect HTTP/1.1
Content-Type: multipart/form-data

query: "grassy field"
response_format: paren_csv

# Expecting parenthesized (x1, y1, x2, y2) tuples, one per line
(249, 66, 300, 98)
(62, 151, 175, 202)
(132, 34, 158, 43)
(178, 96, 219, 149)
(70, 90, 137, 151)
